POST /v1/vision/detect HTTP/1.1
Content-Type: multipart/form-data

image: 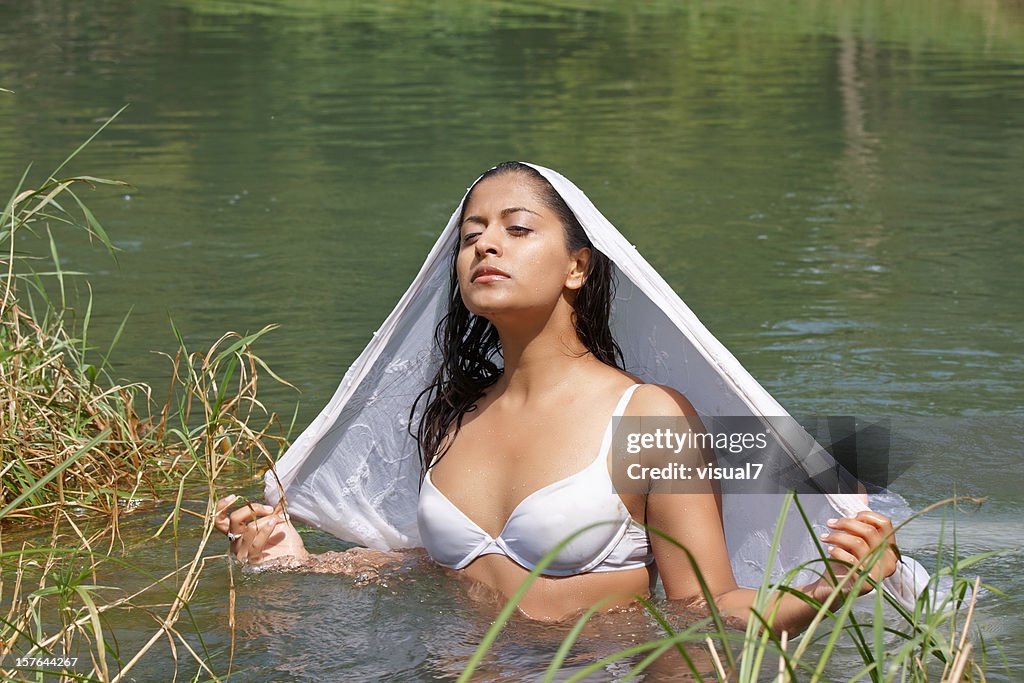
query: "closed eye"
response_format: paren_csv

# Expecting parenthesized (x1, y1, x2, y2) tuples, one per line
(461, 225, 531, 245)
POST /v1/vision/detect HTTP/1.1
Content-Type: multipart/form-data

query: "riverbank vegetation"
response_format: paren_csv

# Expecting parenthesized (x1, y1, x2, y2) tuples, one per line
(1, 111, 292, 681)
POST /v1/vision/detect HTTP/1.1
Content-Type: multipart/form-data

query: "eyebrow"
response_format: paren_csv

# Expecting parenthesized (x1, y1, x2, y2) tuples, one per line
(461, 206, 541, 226)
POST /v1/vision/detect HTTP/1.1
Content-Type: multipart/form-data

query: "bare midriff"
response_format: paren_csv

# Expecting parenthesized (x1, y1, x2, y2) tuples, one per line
(459, 554, 655, 621)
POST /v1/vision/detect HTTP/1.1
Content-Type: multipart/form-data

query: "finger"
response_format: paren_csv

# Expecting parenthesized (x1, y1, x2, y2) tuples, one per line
(828, 546, 859, 570)
(856, 512, 899, 548)
(234, 515, 265, 562)
(228, 503, 276, 533)
(214, 494, 239, 533)
(827, 518, 881, 544)
(271, 502, 290, 521)
(247, 515, 281, 564)
(827, 547, 878, 596)
(821, 529, 870, 560)
(855, 510, 894, 533)
(823, 548, 856, 593)
(827, 531, 900, 588)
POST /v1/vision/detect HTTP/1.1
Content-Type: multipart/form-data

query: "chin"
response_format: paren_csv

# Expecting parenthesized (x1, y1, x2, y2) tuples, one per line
(463, 293, 510, 317)
(464, 300, 515, 322)
(465, 305, 502, 321)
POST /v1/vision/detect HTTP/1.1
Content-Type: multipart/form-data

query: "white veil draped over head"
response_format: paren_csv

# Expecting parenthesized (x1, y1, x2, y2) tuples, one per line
(264, 162, 928, 607)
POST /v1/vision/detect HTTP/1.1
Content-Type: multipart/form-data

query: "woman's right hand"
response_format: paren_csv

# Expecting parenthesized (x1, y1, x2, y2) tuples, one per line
(214, 494, 309, 567)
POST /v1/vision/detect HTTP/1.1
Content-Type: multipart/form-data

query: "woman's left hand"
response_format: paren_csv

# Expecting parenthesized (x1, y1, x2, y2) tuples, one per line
(816, 510, 900, 598)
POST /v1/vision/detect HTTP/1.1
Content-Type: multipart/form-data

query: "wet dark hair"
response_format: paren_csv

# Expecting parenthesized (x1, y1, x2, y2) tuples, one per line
(410, 161, 623, 472)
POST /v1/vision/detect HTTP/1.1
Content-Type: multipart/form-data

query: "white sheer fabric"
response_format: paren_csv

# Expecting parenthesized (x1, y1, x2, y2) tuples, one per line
(263, 162, 928, 607)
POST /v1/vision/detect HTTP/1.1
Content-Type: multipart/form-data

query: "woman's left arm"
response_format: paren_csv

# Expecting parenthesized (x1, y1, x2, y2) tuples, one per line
(635, 385, 900, 637)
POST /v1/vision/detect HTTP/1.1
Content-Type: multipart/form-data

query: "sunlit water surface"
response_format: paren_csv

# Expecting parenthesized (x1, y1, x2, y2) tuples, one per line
(1, 0, 1022, 679)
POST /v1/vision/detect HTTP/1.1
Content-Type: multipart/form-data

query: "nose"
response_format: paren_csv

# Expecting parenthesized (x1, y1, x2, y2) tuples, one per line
(474, 225, 502, 257)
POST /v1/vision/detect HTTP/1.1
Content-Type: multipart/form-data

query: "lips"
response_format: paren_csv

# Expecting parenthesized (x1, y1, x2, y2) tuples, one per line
(471, 265, 511, 283)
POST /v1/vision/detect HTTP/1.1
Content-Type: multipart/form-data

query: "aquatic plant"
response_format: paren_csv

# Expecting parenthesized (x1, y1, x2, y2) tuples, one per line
(0, 107, 294, 681)
(460, 493, 1003, 682)
(0, 108, 291, 524)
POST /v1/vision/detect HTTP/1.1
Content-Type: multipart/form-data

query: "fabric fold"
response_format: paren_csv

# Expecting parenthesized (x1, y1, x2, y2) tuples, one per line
(263, 162, 927, 608)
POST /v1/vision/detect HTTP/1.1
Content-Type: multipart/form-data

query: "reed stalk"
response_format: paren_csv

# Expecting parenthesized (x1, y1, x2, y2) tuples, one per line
(1, 106, 293, 682)
(461, 493, 1002, 682)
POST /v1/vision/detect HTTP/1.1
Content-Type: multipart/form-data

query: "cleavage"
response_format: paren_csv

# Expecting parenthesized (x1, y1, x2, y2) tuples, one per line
(429, 413, 608, 539)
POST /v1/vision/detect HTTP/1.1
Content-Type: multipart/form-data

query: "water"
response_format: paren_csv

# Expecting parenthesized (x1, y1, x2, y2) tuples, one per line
(1, 0, 1022, 679)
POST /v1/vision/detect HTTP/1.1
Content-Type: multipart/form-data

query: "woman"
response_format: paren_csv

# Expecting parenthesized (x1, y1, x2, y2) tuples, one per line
(216, 161, 907, 634)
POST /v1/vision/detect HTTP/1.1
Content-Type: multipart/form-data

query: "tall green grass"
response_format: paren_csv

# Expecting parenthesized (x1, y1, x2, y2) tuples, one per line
(1, 107, 294, 681)
(460, 493, 1002, 682)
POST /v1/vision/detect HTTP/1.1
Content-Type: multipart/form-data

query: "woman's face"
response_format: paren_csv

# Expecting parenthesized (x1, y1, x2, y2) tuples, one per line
(456, 172, 589, 322)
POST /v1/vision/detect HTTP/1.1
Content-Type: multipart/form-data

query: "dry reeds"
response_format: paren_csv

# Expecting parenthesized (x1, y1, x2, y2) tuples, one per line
(1, 108, 293, 681)
(0, 295, 158, 521)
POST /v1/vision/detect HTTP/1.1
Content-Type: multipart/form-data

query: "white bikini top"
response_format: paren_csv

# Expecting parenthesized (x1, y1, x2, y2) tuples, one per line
(417, 384, 654, 576)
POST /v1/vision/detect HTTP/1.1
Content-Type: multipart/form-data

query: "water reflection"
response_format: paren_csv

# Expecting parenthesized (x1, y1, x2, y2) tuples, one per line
(2, 0, 1022, 679)
(228, 560, 724, 682)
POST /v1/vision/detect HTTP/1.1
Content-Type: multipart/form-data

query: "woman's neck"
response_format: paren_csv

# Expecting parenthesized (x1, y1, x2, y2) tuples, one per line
(491, 309, 599, 402)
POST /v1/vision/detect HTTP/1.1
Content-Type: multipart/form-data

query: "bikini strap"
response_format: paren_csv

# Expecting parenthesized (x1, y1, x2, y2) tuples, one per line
(611, 383, 644, 417)
(595, 383, 644, 464)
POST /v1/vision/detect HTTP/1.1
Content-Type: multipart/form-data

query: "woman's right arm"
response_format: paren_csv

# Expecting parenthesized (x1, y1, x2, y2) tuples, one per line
(215, 494, 310, 567)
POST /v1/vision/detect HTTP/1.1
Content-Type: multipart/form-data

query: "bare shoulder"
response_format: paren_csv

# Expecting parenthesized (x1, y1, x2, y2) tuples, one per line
(628, 383, 699, 417)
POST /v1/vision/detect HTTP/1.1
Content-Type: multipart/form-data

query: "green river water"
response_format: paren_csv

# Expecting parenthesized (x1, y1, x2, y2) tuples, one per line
(1, 1, 1022, 680)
